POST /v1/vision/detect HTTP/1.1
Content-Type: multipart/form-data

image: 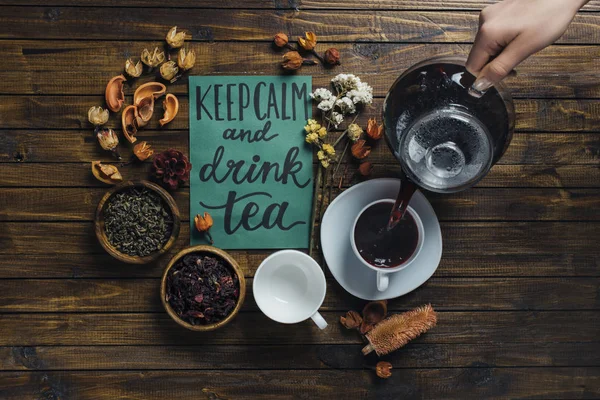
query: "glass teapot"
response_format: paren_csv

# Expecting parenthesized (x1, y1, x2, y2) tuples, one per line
(383, 56, 515, 194)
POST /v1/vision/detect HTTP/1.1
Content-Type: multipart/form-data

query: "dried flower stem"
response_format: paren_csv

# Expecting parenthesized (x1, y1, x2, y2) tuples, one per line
(317, 166, 328, 226)
(308, 165, 324, 258)
(333, 140, 350, 178)
(310, 49, 325, 64)
(333, 113, 360, 147)
(205, 231, 214, 245)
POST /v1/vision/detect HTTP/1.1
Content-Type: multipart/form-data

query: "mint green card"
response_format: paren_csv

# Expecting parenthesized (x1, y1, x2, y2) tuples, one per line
(189, 76, 313, 249)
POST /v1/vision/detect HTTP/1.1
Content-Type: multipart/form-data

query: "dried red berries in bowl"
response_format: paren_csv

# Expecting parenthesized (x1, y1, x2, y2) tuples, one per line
(160, 245, 246, 331)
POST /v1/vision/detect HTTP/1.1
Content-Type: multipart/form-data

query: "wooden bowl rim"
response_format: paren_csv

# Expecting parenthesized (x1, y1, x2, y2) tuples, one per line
(94, 180, 181, 265)
(160, 245, 247, 332)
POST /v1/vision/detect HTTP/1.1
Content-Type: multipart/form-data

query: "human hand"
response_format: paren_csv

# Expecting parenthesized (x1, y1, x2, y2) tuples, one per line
(466, 0, 588, 97)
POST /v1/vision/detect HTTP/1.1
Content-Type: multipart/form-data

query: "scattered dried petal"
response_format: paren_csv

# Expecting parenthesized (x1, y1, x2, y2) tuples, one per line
(340, 310, 362, 329)
(376, 361, 392, 379)
(351, 139, 371, 159)
(105, 75, 126, 112)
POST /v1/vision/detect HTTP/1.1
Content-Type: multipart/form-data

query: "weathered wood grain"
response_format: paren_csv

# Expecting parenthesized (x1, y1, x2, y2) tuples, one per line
(2, 343, 597, 371)
(2, 0, 600, 11)
(4, 41, 600, 98)
(1, 8, 600, 44)
(3, 96, 600, 132)
(0, 277, 596, 312)
(2, 130, 599, 165)
(0, 311, 597, 345)
(1, 188, 599, 221)
(0, 222, 597, 258)
(0, 369, 598, 400)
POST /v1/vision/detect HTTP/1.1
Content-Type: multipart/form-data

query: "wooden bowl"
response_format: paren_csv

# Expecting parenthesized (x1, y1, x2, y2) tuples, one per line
(95, 180, 181, 264)
(160, 245, 246, 331)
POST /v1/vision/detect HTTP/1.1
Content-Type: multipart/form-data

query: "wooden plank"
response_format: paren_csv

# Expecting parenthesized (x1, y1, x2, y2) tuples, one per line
(0, 278, 597, 312)
(0, 251, 595, 279)
(0, 222, 597, 261)
(2, 97, 600, 132)
(2, 130, 599, 165)
(0, 369, 598, 400)
(0, 311, 597, 345)
(4, 41, 600, 98)
(1, 0, 600, 11)
(1, 187, 599, 222)
(1, 8, 600, 44)
(2, 343, 597, 371)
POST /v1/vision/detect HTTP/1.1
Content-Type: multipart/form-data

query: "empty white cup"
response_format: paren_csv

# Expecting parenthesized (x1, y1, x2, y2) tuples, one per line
(350, 199, 425, 292)
(253, 250, 328, 329)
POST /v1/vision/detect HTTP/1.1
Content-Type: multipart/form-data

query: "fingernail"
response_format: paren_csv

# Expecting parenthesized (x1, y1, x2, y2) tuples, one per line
(468, 78, 493, 98)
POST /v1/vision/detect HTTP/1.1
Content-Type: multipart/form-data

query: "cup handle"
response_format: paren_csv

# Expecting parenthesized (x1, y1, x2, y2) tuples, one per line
(377, 271, 389, 292)
(310, 311, 328, 330)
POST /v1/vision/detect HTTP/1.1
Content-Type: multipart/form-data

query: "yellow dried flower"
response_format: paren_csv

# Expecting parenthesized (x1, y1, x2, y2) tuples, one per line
(317, 150, 326, 161)
(177, 48, 196, 71)
(298, 32, 317, 51)
(322, 143, 335, 156)
(317, 127, 327, 138)
(125, 58, 143, 78)
(321, 159, 330, 168)
(305, 132, 319, 144)
(166, 26, 186, 49)
(347, 123, 363, 142)
(88, 106, 109, 126)
(160, 61, 179, 81)
(141, 47, 165, 68)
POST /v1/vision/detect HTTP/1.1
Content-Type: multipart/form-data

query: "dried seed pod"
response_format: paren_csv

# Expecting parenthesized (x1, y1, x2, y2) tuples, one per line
(125, 58, 143, 78)
(351, 139, 371, 160)
(121, 105, 140, 143)
(141, 47, 165, 68)
(133, 141, 154, 161)
(298, 32, 317, 51)
(134, 82, 167, 106)
(91, 161, 123, 185)
(375, 362, 392, 379)
(177, 48, 196, 71)
(136, 96, 154, 127)
(367, 118, 383, 140)
(324, 48, 341, 65)
(166, 26, 186, 49)
(160, 61, 179, 82)
(282, 51, 303, 70)
(273, 32, 289, 48)
(159, 94, 179, 126)
(105, 75, 126, 112)
(88, 106, 109, 126)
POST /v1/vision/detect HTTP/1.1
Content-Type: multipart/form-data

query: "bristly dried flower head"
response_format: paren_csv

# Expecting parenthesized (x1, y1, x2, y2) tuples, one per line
(133, 141, 154, 161)
(125, 58, 143, 78)
(141, 47, 165, 68)
(298, 31, 317, 51)
(177, 48, 196, 71)
(282, 51, 303, 71)
(351, 139, 371, 159)
(160, 61, 179, 81)
(347, 123, 363, 142)
(376, 361, 392, 379)
(324, 48, 340, 65)
(358, 161, 373, 176)
(340, 310, 362, 329)
(88, 106, 109, 126)
(166, 26, 186, 49)
(273, 32, 289, 48)
(367, 118, 383, 140)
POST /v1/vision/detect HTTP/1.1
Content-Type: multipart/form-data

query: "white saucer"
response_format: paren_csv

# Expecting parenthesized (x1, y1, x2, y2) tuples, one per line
(320, 178, 442, 300)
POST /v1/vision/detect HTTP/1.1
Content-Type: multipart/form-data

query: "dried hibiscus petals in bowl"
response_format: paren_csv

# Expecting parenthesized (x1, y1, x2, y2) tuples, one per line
(161, 246, 246, 331)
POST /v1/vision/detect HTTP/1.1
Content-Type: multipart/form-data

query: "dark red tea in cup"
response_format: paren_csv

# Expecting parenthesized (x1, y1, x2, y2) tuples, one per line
(354, 202, 420, 268)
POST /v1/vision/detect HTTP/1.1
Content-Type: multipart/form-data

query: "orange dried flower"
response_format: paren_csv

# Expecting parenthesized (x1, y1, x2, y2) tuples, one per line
(340, 310, 362, 329)
(133, 141, 154, 161)
(367, 118, 383, 140)
(298, 32, 317, 51)
(358, 162, 372, 176)
(194, 212, 214, 244)
(274, 32, 289, 48)
(282, 51, 303, 70)
(324, 48, 340, 65)
(351, 140, 371, 159)
(376, 361, 392, 379)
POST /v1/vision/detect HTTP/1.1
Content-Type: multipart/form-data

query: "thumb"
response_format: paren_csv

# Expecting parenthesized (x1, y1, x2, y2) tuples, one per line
(470, 36, 530, 96)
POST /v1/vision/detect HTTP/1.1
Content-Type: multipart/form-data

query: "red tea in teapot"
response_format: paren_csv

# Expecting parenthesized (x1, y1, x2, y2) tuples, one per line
(354, 202, 419, 268)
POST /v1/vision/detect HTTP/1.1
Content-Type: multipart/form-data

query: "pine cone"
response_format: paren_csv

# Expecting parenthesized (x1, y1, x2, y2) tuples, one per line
(152, 149, 192, 190)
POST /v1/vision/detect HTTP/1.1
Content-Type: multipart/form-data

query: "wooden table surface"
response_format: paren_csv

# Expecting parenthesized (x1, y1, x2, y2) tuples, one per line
(1, 1, 599, 399)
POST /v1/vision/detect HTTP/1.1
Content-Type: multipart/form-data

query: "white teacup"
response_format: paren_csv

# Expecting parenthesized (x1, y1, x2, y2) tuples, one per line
(350, 199, 425, 292)
(253, 250, 327, 329)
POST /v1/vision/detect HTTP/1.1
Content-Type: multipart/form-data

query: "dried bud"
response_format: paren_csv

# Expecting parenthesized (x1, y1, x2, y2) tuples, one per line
(347, 123, 363, 142)
(166, 26, 186, 49)
(133, 141, 154, 161)
(125, 58, 143, 78)
(282, 51, 303, 70)
(141, 47, 165, 68)
(160, 61, 179, 81)
(91, 161, 123, 185)
(340, 310, 362, 329)
(324, 48, 340, 65)
(367, 118, 383, 140)
(96, 128, 119, 151)
(274, 32, 289, 48)
(376, 361, 392, 379)
(358, 162, 373, 176)
(194, 212, 214, 244)
(87, 106, 109, 126)
(351, 139, 371, 159)
(177, 48, 196, 71)
(298, 31, 317, 51)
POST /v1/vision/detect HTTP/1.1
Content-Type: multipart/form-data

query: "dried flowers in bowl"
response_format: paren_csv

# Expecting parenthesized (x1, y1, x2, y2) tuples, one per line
(161, 245, 246, 331)
(94, 180, 181, 264)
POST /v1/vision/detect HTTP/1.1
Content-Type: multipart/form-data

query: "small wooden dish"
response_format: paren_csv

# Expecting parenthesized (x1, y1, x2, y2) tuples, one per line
(160, 245, 246, 331)
(95, 180, 181, 264)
